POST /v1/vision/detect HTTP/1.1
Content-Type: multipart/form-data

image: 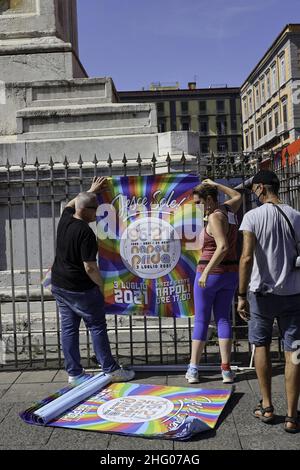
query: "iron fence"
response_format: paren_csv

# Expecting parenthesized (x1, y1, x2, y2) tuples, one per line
(0, 150, 299, 370)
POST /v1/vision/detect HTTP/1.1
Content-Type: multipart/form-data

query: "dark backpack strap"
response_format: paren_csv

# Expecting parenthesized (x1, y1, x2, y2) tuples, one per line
(271, 204, 300, 255)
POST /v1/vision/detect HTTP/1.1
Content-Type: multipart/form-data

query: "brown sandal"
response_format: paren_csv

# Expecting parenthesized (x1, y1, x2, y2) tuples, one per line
(253, 400, 275, 423)
(284, 414, 300, 434)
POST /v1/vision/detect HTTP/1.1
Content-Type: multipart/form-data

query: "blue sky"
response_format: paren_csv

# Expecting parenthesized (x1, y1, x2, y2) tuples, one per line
(77, 0, 299, 91)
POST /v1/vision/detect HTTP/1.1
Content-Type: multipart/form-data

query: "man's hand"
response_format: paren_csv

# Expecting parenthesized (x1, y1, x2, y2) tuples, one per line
(88, 176, 110, 194)
(237, 298, 250, 322)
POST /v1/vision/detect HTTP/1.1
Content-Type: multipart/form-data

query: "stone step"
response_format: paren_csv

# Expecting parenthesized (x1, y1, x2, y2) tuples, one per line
(17, 103, 158, 140)
(27, 78, 118, 108)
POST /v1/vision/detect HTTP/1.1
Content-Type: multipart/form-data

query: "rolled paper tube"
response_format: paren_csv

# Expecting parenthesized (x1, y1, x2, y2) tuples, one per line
(147, 245, 154, 254)
(33, 373, 111, 425)
(162, 244, 169, 253)
(154, 245, 161, 252)
(131, 246, 139, 254)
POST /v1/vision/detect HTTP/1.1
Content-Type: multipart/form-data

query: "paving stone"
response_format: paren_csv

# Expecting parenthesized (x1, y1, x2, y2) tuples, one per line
(15, 370, 57, 384)
(0, 403, 53, 448)
(0, 385, 9, 399)
(0, 403, 13, 423)
(44, 427, 110, 450)
(240, 433, 300, 450)
(0, 372, 22, 384)
(0, 382, 62, 402)
(108, 435, 173, 450)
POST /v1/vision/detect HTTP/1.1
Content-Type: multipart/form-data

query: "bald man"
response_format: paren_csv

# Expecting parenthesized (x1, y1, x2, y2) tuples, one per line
(51, 177, 135, 386)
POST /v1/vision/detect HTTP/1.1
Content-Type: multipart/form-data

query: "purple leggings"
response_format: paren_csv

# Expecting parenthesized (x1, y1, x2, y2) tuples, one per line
(193, 272, 238, 341)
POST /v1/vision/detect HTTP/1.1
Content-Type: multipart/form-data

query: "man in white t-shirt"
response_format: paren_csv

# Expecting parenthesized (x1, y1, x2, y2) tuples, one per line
(238, 170, 300, 433)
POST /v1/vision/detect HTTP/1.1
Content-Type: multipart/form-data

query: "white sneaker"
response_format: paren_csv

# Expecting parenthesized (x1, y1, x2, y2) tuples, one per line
(221, 369, 236, 384)
(185, 365, 199, 384)
(107, 367, 135, 383)
(68, 370, 92, 386)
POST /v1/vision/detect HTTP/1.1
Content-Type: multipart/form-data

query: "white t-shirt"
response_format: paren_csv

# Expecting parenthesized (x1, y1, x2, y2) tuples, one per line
(239, 203, 300, 295)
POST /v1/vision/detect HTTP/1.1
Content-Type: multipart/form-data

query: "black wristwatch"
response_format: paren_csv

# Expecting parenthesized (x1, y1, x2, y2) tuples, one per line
(238, 292, 247, 298)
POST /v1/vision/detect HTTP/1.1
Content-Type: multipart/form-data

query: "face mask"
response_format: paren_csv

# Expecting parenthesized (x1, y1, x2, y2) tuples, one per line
(253, 188, 264, 206)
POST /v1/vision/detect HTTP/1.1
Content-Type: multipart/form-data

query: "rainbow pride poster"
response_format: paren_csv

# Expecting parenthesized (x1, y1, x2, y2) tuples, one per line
(21, 381, 232, 440)
(96, 173, 202, 317)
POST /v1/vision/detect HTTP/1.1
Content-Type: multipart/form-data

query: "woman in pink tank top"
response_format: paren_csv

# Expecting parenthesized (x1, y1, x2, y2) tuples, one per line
(185, 179, 242, 384)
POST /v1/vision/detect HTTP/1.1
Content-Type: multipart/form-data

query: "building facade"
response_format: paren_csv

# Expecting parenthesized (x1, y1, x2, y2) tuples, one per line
(119, 84, 242, 154)
(241, 24, 300, 153)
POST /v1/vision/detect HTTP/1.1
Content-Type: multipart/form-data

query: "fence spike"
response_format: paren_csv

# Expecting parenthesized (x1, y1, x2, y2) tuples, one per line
(49, 156, 54, 168)
(63, 156, 69, 168)
(93, 154, 98, 165)
(5, 159, 11, 170)
(107, 153, 113, 166)
(34, 157, 40, 168)
(137, 153, 142, 165)
(122, 153, 128, 165)
(151, 152, 157, 164)
(78, 155, 83, 166)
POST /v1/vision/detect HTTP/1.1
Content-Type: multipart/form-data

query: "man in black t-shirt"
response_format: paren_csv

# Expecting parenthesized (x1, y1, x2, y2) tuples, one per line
(51, 177, 135, 386)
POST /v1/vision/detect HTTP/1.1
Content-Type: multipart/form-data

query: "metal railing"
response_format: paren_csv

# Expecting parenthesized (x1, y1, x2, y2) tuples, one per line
(0, 150, 299, 370)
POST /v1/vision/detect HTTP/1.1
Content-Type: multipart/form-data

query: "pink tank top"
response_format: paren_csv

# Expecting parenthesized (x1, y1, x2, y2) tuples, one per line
(197, 206, 238, 274)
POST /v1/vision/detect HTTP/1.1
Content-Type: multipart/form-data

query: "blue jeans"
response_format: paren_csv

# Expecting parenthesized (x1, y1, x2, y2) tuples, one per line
(52, 284, 119, 376)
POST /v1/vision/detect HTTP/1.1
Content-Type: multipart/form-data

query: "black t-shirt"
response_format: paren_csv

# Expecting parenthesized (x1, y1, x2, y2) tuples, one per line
(52, 207, 98, 291)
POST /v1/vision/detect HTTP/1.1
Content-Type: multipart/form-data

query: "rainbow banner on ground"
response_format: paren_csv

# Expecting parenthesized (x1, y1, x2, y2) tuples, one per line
(20, 377, 232, 440)
(96, 173, 202, 317)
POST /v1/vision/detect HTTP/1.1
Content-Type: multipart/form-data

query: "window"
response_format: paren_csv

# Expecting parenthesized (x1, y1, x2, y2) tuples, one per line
(199, 101, 207, 113)
(245, 134, 249, 148)
(250, 130, 254, 148)
(201, 141, 209, 153)
(271, 66, 277, 94)
(231, 137, 238, 152)
(157, 102, 164, 113)
(263, 119, 267, 136)
(249, 94, 253, 115)
(217, 140, 228, 152)
(231, 117, 237, 131)
(274, 107, 279, 128)
(181, 101, 188, 113)
(217, 119, 227, 135)
(268, 113, 273, 132)
(243, 98, 248, 120)
(255, 86, 260, 109)
(181, 121, 190, 131)
(266, 73, 271, 99)
(257, 122, 262, 140)
(282, 99, 288, 123)
(280, 55, 286, 86)
(199, 121, 208, 134)
(261, 80, 265, 103)
(216, 100, 225, 113)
